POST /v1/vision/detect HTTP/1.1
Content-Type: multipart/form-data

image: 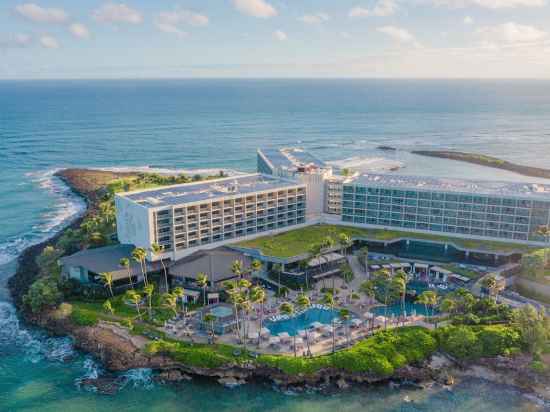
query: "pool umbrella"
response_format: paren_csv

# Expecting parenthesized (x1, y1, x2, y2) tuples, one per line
(260, 327, 271, 337)
(309, 331, 321, 342)
(268, 336, 281, 346)
(297, 330, 307, 338)
(351, 319, 362, 327)
(311, 321, 323, 329)
(278, 332, 291, 342)
(363, 312, 374, 319)
(294, 336, 304, 346)
(374, 316, 386, 324)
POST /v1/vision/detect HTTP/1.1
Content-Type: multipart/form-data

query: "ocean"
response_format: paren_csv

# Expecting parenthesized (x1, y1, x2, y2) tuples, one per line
(1, 79, 549, 411)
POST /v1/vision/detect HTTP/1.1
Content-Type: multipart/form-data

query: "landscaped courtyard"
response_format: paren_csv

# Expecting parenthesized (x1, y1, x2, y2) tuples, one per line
(236, 224, 538, 258)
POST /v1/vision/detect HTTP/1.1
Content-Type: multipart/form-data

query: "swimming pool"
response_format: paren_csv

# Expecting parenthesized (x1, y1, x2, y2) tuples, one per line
(209, 306, 233, 318)
(370, 301, 436, 317)
(265, 307, 339, 336)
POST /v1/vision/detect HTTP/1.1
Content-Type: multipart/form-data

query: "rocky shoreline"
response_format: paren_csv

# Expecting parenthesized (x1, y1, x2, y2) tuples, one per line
(7, 168, 550, 404)
(412, 150, 550, 180)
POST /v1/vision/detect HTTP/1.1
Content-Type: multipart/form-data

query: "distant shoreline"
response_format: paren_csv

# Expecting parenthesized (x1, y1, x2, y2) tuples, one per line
(411, 150, 550, 180)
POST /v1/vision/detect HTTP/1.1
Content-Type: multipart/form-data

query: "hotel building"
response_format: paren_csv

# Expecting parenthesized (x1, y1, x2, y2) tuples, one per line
(115, 173, 307, 261)
(114, 148, 550, 264)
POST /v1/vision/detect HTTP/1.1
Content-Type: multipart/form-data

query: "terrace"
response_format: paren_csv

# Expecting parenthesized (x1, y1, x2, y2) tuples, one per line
(235, 224, 538, 260)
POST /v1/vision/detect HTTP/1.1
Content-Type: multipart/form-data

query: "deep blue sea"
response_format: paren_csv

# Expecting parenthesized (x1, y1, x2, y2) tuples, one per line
(1, 79, 550, 411)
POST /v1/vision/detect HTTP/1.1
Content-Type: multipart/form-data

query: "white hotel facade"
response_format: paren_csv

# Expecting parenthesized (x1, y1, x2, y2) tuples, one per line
(116, 148, 550, 263)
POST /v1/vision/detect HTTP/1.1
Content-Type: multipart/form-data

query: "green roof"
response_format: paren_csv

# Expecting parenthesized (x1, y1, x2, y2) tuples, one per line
(235, 224, 538, 259)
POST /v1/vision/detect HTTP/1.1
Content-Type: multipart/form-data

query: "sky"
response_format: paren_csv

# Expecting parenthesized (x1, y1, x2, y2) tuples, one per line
(1, 0, 550, 78)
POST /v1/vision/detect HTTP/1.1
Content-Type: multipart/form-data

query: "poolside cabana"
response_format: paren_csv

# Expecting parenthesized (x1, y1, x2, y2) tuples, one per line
(414, 263, 429, 278)
(430, 266, 452, 282)
(183, 289, 200, 304)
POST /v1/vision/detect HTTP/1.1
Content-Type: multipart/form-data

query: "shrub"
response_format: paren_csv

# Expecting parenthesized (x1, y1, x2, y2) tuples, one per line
(530, 360, 546, 374)
(436, 325, 482, 360)
(476, 325, 521, 357)
(23, 276, 63, 313)
(70, 308, 98, 326)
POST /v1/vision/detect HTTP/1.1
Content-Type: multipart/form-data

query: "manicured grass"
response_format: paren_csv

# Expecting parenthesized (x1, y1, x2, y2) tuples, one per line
(236, 224, 536, 259)
(442, 263, 481, 280)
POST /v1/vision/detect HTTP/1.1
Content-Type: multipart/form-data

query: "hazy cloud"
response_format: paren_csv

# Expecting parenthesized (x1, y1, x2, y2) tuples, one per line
(15, 3, 68, 24)
(232, 0, 277, 18)
(0, 33, 33, 48)
(155, 8, 208, 37)
(39, 35, 59, 49)
(92, 3, 143, 24)
(69, 23, 90, 39)
(433, 0, 545, 9)
(273, 30, 288, 41)
(299, 12, 330, 24)
(464, 16, 474, 24)
(377, 26, 422, 47)
(476, 22, 548, 45)
(349, 0, 398, 17)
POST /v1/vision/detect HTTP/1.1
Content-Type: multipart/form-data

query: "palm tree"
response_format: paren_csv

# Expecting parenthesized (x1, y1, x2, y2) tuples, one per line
(250, 259, 262, 277)
(103, 299, 115, 316)
(338, 233, 353, 258)
(393, 269, 408, 325)
(341, 263, 355, 303)
(360, 280, 376, 332)
(224, 281, 244, 344)
(250, 285, 267, 346)
(279, 302, 296, 356)
(119, 257, 134, 289)
(339, 308, 351, 347)
(272, 263, 283, 298)
(321, 292, 337, 353)
(416, 290, 438, 324)
(172, 287, 185, 313)
(151, 243, 169, 292)
(162, 292, 178, 317)
(125, 290, 142, 319)
(203, 313, 216, 343)
(196, 272, 209, 306)
(536, 225, 550, 267)
(132, 247, 148, 286)
(99, 272, 114, 297)
(143, 283, 154, 318)
(231, 260, 243, 279)
(374, 269, 392, 328)
(295, 292, 311, 354)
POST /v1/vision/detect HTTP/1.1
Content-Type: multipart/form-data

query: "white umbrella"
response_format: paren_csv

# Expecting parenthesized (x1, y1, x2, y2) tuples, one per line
(363, 312, 374, 319)
(309, 331, 321, 341)
(268, 336, 281, 345)
(374, 316, 386, 324)
(311, 321, 323, 329)
(351, 318, 362, 327)
(278, 332, 291, 342)
(294, 336, 304, 345)
(297, 329, 307, 338)
(260, 327, 271, 337)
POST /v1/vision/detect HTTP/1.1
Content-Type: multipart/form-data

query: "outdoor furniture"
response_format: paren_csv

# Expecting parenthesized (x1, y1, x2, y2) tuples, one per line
(350, 318, 362, 328)
(297, 329, 307, 338)
(278, 332, 291, 343)
(309, 331, 321, 342)
(311, 321, 323, 330)
(268, 336, 281, 347)
(260, 327, 271, 337)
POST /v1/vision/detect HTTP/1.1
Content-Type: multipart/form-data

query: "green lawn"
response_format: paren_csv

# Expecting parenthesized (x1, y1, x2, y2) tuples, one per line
(235, 224, 536, 259)
(441, 263, 482, 280)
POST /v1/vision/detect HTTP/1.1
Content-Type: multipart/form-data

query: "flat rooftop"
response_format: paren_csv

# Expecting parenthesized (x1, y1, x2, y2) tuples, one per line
(351, 173, 550, 200)
(120, 173, 302, 208)
(259, 147, 327, 172)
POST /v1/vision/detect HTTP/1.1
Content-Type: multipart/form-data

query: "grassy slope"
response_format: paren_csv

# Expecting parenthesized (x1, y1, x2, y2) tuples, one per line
(236, 224, 536, 258)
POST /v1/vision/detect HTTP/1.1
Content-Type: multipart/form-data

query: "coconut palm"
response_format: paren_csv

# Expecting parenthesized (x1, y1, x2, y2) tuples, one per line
(279, 302, 297, 356)
(203, 313, 216, 342)
(338, 233, 353, 257)
(339, 308, 351, 347)
(99, 272, 114, 297)
(250, 285, 267, 346)
(272, 263, 283, 298)
(119, 257, 134, 289)
(321, 292, 337, 353)
(151, 242, 169, 292)
(341, 263, 355, 303)
(224, 281, 244, 344)
(196, 272, 209, 306)
(416, 290, 438, 324)
(536, 225, 550, 267)
(132, 247, 148, 286)
(250, 259, 262, 276)
(162, 292, 177, 317)
(125, 289, 142, 319)
(295, 293, 311, 354)
(103, 299, 115, 316)
(172, 287, 185, 313)
(231, 259, 243, 279)
(143, 283, 154, 318)
(393, 269, 408, 325)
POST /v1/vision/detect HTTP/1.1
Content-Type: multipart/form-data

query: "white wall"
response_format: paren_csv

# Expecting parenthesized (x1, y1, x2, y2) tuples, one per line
(115, 194, 154, 252)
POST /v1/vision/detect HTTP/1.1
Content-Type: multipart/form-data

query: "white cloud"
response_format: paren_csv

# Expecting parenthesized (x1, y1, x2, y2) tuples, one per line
(464, 16, 474, 24)
(92, 3, 143, 24)
(433, 0, 545, 9)
(299, 12, 330, 24)
(340, 31, 352, 39)
(232, 0, 277, 18)
(155, 8, 208, 37)
(476, 22, 548, 45)
(69, 23, 90, 39)
(0, 33, 33, 48)
(273, 30, 288, 41)
(349, 0, 398, 17)
(39, 35, 59, 49)
(377, 26, 422, 47)
(15, 3, 68, 24)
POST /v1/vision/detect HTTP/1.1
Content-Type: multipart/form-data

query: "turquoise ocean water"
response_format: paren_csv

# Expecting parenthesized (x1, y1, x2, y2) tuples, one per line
(1, 79, 550, 411)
